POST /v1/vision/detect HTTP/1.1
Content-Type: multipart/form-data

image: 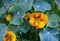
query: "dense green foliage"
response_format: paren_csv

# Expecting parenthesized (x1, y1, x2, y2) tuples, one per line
(0, 0, 60, 41)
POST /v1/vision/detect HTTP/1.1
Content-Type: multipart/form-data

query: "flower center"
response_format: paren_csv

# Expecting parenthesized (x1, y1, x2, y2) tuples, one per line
(33, 15, 41, 21)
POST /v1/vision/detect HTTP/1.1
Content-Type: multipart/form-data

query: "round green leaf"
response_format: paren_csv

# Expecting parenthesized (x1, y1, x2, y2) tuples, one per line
(8, 25, 19, 35)
(18, 0, 33, 12)
(33, 0, 51, 12)
(39, 27, 58, 41)
(0, 24, 7, 41)
(43, 0, 54, 4)
(9, 4, 25, 25)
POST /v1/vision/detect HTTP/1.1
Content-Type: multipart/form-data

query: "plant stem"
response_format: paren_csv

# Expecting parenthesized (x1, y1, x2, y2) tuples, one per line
(36, 29, 38, 41)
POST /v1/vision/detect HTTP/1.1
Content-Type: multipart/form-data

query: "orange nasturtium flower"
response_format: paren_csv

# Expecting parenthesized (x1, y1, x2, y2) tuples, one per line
(29, 12, 48, 29)
(6, 14, 11, 21)
(4, 31, 16, 41)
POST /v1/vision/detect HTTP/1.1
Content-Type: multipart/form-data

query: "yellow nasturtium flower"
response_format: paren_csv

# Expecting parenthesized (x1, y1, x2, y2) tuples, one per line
(24, 13, 31, 19)
(29, 12, 48, 29)
(4, 31, 16, 41)
(6, 14, 11, 21)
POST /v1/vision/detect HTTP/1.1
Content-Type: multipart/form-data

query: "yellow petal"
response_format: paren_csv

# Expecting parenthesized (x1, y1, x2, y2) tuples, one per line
(6, 14, 11, 21)
(29, 19, 35, 26)
(24, 13, 31, 19)
(29, 12, 48, 29)
(36, 22, 45, 29)
(40, 13, 48, 24)
(4, 31, 16, 41)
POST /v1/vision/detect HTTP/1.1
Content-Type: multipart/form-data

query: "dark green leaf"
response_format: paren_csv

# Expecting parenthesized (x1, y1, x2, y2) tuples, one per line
(39, 27, 58, 41)
(9, 4, 25, 25)
(18, 0, 33, 12)
(0, 24, 7, 41)
(18, 20, 30, 33)
(17, 36, 22, 41)
(33, 0, 51, 12)
(17, 36, 30, 41)
(22, 39, 30, 41)
(0, 0, 4, 8)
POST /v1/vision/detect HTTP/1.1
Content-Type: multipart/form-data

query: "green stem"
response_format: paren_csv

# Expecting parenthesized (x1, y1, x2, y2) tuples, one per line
(36, 29, 38, 41)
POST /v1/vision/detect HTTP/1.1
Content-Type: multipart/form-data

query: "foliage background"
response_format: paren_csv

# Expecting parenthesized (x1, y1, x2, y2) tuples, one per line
(0, 0, 60, 41)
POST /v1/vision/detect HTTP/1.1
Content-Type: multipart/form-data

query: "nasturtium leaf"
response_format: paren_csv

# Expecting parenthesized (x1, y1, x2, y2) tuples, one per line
(43, 0, 54, 4)
(8, 20, 30, 34)
(8, 25, 19, 35)
(55, 0, 60, 10)
(0, 24, 7, 41)
(3, 0, 17, 9)
(18, 20, 30, 33)
(18, 0, 33, 12)
(39, 27, 58, 41)
(0, 6, 7, 15)
(33, 0, 51, 12)
(47, 12, 59, 28)
(9, 4, 25, 25)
